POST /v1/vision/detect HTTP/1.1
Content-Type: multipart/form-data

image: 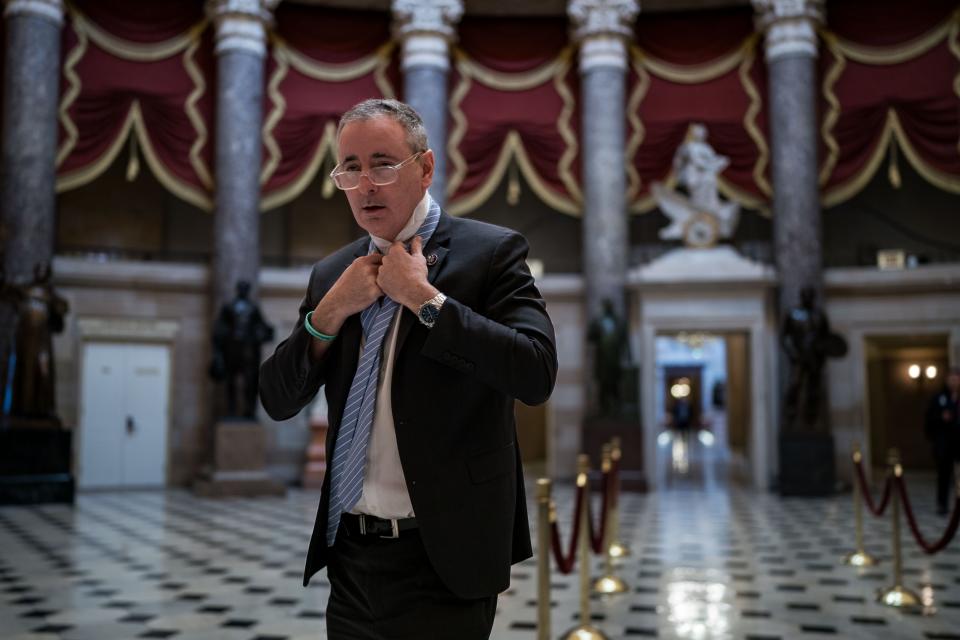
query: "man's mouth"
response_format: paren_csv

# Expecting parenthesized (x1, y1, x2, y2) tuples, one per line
(361, 203, 386, 212)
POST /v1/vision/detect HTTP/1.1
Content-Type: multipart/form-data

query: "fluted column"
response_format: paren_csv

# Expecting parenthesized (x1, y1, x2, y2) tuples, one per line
(392, 0, 462, 209)
(568, 0, 639, 321)
(753, 0, 824, 313)
(0, 0, 64, 282)
(207, 0, 276, 309)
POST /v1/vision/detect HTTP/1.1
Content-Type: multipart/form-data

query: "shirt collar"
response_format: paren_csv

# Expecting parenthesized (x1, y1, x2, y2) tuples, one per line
(370, 191, 431, 253)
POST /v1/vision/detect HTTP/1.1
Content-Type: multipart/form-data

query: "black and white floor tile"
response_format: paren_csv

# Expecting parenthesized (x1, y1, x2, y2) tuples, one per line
(1, 476, 958, 639)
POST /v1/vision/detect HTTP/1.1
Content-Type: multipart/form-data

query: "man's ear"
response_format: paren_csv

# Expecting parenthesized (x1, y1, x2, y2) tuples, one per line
(419, 149, 435, 189)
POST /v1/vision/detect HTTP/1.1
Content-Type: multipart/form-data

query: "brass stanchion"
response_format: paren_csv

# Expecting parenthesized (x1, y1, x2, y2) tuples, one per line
(877, 449, 921, 609)
(536, 478, 551, 640)
(843, 444, 878, 567)
(607, 437, 631, 561)
(593, 444, 628, 595)
(562, 455, 608, 640)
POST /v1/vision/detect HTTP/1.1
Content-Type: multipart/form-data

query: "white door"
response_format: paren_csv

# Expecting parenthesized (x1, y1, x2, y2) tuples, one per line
(79, 342, 170, 489)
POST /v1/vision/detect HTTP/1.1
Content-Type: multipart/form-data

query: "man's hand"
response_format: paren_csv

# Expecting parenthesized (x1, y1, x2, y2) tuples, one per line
(378, 236, 438, 312)
(311, 254, 383, 335)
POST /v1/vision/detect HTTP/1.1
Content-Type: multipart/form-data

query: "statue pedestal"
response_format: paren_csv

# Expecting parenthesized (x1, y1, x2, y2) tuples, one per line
(582, 415, 647, 492)
(0, 426, 74, 505)
(778, 432, 835, 496)
(193, 420, 286, 498)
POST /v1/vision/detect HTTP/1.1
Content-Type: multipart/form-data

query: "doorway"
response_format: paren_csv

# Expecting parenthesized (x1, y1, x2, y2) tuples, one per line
(865, 334, 949, 471)
(78, 342, 171, 489)
(654, 332, 751, 486)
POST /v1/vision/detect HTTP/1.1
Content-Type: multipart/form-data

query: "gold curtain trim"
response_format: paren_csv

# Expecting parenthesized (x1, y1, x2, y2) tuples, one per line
(446, 48, 580, 213)
(448, 130, 580, 217)
(260, 121, 338, 212)
(451, 46, 570, 90)
(445, 56, 472, 198)
(826, 9, 958, 66)
(260, 43, 290, 187)
(67, 2, 206, 61)
(822, 108, 960, 207)
(738, 34, 771, 199)
(819, 32, 845, 187)
(56, 23, 88, 168)
(278, 38, 394, 82)
(56, 102, 213, 210)
(56, 103, 137, 193)
(553, 51, 581, 203)
(183, 33, 213, 190)
(631, 40, 747, 84)
(625, 60, 649, 203)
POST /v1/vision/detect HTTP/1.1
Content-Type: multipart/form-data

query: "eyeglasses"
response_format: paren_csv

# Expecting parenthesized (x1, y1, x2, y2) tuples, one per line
(330, 151, 424, 190)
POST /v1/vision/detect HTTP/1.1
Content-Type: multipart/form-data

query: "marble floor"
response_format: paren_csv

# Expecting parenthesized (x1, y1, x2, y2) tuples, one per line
(1, 473, 959, 640)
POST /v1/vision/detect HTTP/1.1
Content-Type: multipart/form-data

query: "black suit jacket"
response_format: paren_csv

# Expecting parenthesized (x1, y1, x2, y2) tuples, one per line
(259, 212, 558, 599)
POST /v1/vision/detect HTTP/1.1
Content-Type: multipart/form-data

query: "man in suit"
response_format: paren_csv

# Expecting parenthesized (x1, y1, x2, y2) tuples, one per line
(926, 367, 960, 515)
(259, 99, 557, 639)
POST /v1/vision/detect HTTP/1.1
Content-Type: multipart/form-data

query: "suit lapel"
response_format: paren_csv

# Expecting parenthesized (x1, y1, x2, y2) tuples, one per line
(394, 213, 452, 354)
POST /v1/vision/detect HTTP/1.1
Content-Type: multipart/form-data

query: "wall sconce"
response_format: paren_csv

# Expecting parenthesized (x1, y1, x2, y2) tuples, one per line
(908, 364, 921, 379)
(908, 363, 938, 381)
(925, 365, 937, 379)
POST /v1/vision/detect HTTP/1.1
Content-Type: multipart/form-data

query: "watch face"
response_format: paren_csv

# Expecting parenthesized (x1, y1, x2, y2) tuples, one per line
(419, 303, 440, 326)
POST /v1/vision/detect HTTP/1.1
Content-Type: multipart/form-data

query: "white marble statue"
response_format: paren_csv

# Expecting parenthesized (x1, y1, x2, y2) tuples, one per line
(653, 123, 740, 248)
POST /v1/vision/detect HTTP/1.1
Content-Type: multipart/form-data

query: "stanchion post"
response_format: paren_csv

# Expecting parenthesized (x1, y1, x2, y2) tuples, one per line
(843, 443, 878, 567)
(877, 448, 921, 609)
(536, 478, 551, 640)
(608, 437, 630, 561)
(561, 455, 609, 640)
(593, 444, 628, 595)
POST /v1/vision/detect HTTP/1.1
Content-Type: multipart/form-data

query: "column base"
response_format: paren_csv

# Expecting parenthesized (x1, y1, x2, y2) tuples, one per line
(192, 420, 286, 498)
(0, 426, 74, 504)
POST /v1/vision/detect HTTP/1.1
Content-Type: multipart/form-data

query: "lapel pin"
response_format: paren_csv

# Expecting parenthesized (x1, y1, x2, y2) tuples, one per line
(426, 253, 438, 266)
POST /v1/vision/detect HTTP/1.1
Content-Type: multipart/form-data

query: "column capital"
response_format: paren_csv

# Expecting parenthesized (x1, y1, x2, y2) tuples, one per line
(568, 0, 639, 42)
(392, 0, 463, 41)
(752, 0, 823, 62)
(3, 0, 64, 25)
(206, 0, 280, 58)
(568, 0, 639, 72)
(392, 0, 463, 71)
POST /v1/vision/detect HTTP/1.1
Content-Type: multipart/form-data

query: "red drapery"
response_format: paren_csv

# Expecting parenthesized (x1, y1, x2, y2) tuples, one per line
(53, 1, 960, 216)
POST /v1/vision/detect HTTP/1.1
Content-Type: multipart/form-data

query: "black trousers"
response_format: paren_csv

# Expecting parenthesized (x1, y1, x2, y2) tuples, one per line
(326, 527, 497, 639)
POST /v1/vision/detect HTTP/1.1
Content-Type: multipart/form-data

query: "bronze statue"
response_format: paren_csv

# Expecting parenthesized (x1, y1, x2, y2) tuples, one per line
(587, 299, 629, 417)
(781, 286, 845, 433)
(2, 263, 69, 422)
(210, 280, 274, 419)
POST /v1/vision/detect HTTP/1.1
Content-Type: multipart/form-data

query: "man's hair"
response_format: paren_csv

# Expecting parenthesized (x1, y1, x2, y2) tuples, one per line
(337, 99, 429, 154)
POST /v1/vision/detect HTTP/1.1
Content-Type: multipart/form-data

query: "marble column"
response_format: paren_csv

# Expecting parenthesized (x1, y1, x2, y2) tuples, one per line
(568, 0, 639, 321)
(207, 0, 276, 309)
(0, 0, 64, 282)
(753, 0, 824, 314)
(392, 0, 462, 209)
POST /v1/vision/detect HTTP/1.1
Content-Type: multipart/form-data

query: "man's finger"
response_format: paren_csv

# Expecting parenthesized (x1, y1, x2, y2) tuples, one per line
(410, 235, 423, 255)
(388, 240, 405, 255)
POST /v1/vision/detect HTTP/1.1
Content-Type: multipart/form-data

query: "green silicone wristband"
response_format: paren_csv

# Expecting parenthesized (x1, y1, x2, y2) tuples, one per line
(304, 311, 337, 341)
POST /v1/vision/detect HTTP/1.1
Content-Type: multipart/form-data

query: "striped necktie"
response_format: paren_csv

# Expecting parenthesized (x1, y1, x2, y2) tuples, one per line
(326, 198, 441, 545)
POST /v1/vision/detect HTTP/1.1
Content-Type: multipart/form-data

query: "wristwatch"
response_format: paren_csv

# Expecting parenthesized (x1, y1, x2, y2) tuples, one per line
(417, 293, 447, 328)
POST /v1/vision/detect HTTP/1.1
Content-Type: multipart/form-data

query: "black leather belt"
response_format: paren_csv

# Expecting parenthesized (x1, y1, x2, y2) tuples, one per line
(341, 512, 418, 539)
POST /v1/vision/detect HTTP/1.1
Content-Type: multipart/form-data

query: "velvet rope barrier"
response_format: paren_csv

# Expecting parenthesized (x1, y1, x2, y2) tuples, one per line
(853, 457, 893, 517)
(550, 479, 584, 574)
(586, 463, 612, 554)
(895, 476, 960, 555)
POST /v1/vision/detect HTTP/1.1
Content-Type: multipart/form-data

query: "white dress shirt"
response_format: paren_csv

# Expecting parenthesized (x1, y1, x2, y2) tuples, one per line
(350, 191, 430, 519)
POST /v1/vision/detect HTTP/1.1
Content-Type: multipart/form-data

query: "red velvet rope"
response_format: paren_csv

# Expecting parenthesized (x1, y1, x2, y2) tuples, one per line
(853, 458, 893, 517)
(549, 481, 584, 574)
(894, 476, 960, 555)
(586, 468, 612, 554)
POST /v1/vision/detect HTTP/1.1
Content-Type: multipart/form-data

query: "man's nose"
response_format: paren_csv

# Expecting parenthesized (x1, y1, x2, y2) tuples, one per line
(360, 173, 378, 192)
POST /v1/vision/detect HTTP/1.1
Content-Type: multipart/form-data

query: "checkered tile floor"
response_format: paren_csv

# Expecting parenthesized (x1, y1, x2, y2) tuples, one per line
(1, 478, 959, 639)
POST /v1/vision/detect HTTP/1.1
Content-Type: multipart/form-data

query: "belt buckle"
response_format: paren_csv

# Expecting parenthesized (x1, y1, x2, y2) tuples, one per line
(380, 518, 400, 539)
